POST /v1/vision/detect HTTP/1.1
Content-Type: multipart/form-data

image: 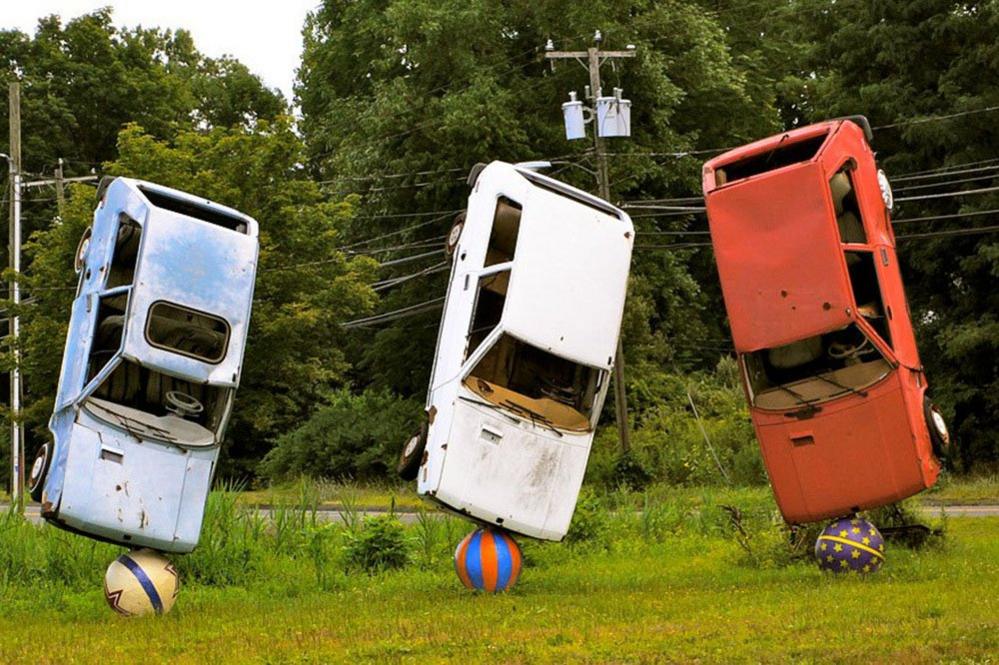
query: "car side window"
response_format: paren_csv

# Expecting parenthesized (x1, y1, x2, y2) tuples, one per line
(828, 166, 868, 244)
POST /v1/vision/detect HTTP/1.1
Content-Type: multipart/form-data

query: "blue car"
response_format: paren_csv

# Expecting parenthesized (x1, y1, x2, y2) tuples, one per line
(29, 177, 259, 553)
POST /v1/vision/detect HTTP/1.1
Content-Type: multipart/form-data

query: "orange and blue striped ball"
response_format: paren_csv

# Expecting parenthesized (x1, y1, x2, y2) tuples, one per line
(815, 517, 885, 574)
(454, 528, 522, 592)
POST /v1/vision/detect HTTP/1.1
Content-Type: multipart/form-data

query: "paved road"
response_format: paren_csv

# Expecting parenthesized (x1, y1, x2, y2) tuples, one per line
(6, 503, 999, 526)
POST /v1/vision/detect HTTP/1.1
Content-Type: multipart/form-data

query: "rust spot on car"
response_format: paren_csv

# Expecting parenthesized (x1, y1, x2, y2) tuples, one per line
(428, 405, 437, 424)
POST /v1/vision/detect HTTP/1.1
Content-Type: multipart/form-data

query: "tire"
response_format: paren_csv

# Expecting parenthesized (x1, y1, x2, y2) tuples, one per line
(29, 443, 51, 503)
(397, 423, 428, 481)
(445, 213, 465, 256)
(95, 175, 115, 204)
(466, 162, 487, 187)
(923, 395, 949, 460)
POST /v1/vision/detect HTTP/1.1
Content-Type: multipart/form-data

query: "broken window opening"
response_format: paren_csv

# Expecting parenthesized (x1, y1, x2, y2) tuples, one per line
(829, 166, 868, 244)
(145, 302, 230, 364)
(464, 333, 603, 432)
(845, 250, 892, 348)
(87, 295, 128, 384)
(485, 198, 522, 267)
(744, 323, 890, 410)
(138, 186, 249, 234)
(715, 133, 828, 185)
(466, 269, 509, 359)
(106, 214, 142, 289)
(87, 358, 231, 445)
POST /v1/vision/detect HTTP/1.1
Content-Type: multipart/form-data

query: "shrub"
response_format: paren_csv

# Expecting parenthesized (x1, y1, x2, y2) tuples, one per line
(260, 389, 422, 481)
(564, 490, 610, 547)
(343, 515, 411, 573)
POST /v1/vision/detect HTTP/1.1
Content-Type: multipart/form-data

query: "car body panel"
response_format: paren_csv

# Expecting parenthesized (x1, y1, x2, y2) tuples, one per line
(706, 161, 854, 350)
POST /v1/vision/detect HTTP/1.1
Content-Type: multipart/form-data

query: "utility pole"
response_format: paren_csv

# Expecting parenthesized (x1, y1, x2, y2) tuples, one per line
(7, 81, 24, 513)
(546, 34, 635, 454)
(55, 158, 65, 216)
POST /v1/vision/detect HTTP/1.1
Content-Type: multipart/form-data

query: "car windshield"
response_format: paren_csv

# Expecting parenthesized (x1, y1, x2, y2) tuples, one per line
(744, 324, 891, 410)
(462, 333, 603, 432)
(84, 358, 231, 446)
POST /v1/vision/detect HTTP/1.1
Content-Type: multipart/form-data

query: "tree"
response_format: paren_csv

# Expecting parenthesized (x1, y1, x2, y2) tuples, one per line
(780, 0, 999, 469)
(297, 0, 781, 402)
(0, 9, 285, 179)
(12, 120, 378, 477)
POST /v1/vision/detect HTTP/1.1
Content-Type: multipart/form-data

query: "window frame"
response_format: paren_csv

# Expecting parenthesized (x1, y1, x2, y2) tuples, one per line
(144, 300, 231, 365)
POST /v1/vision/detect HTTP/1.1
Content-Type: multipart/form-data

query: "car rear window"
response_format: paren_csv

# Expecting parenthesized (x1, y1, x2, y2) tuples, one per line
(145, 301, 230, 364)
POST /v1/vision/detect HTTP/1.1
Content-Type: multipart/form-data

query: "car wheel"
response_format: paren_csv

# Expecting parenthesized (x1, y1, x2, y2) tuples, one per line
(29, 443, 51, 503)
(397, 423, 428, 481)
(466, 162, 487, 187)
(445, 213, 465, 256)
(923, 395, 949, 460)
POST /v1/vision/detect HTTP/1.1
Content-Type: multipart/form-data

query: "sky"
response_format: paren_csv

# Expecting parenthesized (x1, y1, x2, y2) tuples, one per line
(0, 1, 319, 101)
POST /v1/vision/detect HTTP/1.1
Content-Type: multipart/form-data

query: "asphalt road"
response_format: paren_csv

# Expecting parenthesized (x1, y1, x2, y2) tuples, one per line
(5, 503, 999, 526)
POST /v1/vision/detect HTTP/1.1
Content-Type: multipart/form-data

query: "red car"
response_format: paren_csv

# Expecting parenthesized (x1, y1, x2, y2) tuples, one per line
(702, 117, 949, 524)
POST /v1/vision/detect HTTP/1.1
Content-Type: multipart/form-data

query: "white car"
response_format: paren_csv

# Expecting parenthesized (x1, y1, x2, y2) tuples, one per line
(399, 161, 633, 540)
(31, 177, 258, 553)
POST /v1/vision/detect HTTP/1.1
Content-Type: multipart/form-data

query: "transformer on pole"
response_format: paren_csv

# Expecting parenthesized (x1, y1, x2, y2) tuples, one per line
(545, 35, 636, 454)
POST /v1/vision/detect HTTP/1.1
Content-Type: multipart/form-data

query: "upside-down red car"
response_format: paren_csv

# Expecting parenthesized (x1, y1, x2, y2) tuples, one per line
(702, 117, 949, 524)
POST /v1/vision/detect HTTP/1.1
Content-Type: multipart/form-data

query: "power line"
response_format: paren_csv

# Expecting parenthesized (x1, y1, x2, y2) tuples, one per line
(890, 157, 999, 179)
(341, 296, 445, 329)
(891, 162, 999, 183)
(893, 172, 998, 193)
(895, 184, 999, 203)
(371, 261, 449, 292)
(895, 224, 999, 240)
(873, 105, 999, 130)
(891, 208, 999, 225)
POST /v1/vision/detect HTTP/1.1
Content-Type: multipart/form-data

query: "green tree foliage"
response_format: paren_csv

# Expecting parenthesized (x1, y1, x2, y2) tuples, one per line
(261, 389, 423, 481)
(297, 0, 781, 399)
(780, 0, 999, 469)
(587, 357, 764, 487)
(12, 121, 378, 476)
(0, 9, 285, 178)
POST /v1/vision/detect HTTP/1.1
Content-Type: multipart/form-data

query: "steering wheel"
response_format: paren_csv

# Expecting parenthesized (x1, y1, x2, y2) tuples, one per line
(828, 337, 870, 360)
(165, 390, 204, 418)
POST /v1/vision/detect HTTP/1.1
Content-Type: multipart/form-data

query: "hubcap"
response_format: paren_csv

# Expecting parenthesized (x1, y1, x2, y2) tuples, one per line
(29, 445, 48, 489)
(931, 409, 949, 444)
(404, 434, 421, 458)
(448, 224, 462, 247)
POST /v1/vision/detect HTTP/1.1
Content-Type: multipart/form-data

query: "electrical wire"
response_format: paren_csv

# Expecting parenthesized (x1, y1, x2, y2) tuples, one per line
(893, 172, 998, 193)
(895, 184, 999, 203)
(341, 296, 445, 329)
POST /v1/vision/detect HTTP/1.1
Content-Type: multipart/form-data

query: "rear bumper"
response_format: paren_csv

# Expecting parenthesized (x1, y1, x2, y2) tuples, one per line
(751, 372, 938, 523)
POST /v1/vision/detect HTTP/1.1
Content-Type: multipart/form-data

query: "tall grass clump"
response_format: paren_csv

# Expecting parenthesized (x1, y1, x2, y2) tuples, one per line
(343, 515, 411, 573)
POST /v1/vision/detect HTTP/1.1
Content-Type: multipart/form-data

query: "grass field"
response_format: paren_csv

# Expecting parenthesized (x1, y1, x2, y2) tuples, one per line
(1, 488, 997, 663)
(232, 474, 999, 513)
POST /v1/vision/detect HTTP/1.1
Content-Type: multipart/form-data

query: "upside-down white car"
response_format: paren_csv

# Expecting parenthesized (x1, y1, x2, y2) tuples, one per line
(31, 177, 258, 553)
(399, 161, 633, 540)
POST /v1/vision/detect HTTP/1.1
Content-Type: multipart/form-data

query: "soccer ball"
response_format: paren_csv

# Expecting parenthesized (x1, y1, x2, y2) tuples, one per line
(815, 517, 885, 574)
(104, 548, 179, 616)
(453, 527, 522, 592)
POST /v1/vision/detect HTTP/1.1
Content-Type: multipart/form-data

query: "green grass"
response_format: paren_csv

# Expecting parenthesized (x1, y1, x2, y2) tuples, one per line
(1, 491, 996, 662)
(923, 473, 999, 505)
(236, 478, 425, 511)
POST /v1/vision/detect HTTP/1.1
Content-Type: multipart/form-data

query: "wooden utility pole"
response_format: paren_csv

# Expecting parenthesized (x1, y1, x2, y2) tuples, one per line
(545, 36, 636, 454)
(55, 158, 65, 216)
(7, 81, 24, 512)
